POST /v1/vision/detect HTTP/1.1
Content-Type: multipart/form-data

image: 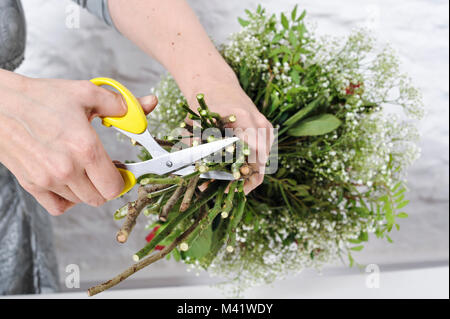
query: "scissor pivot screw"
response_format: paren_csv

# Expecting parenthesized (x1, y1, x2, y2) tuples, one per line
(166, 161, 173, 168)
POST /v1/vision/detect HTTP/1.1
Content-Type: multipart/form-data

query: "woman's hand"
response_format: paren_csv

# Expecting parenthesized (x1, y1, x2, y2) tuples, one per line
(0, 70, 158, 215)
(185, 80, 274, 194)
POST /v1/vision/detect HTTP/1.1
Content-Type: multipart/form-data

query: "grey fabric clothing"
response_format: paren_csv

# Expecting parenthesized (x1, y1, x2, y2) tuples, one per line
(72, 0, 117, 30)
(0, 0, 26, 70)
(0, 166, 59, 295)
(0, 0, 58, 295)
(0, 0, 116, 295)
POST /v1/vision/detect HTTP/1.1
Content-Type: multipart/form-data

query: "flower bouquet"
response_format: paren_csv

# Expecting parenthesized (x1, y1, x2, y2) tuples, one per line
(88, 5, 423, 296)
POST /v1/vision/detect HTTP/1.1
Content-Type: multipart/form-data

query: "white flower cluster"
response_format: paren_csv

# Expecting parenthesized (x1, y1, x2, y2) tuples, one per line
(148, 76, 187, 138)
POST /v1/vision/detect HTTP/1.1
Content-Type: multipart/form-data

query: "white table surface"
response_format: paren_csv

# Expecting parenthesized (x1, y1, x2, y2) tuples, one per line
(3, 265, 448, 299)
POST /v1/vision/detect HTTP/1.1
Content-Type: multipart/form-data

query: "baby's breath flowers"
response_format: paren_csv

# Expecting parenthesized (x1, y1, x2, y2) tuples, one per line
(91, 5, 423, 296)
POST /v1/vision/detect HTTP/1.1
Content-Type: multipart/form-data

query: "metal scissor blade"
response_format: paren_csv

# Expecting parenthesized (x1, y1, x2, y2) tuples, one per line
(114, 127, 168, 158)
(123, 137, 239, 178)
(173, 166, 236, 181)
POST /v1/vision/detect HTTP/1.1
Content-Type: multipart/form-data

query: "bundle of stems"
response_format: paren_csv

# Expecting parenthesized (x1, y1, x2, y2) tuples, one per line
(88, 94, 251, 296)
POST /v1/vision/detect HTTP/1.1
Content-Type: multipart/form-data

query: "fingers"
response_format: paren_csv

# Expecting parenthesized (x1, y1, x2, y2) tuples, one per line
(244, 170, 264, 195)
(138, 95, 158, 115)
(79, 94, 157, 200)
(68, 170, 110, 207)
(50, 185, 81, 204)
(77, 128, 125, 201)
(83, 80, 158, 120)
(228, 111, 273, 194)
(25, 186, 75, 216)
(84, 82, 128, 119)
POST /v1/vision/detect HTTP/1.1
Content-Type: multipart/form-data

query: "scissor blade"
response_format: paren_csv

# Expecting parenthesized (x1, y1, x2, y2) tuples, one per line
(173, 166, 236, 181)
(124, 137, 239, 178)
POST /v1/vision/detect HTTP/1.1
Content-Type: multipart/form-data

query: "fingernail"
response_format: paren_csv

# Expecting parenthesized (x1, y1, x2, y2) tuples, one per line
(140, 95, 157, 106)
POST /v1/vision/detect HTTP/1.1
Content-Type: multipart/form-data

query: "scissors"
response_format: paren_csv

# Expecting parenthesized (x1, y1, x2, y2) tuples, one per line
(90, 78, 238, 197)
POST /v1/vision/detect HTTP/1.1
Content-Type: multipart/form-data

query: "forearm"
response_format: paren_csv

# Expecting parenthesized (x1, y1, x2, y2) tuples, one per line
(108, 0, 239, 106)
(0, 68, 27, 93)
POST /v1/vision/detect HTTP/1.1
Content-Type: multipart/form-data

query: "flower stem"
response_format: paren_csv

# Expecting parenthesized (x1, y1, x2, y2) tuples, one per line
(133, 182, 220, 261)
(184, 183, 226, 247)
(140, 176, 183, 186)
(227, 189, 247, 250)
(180, 175, 200, 212)
(159, 184, 186, 222)
(88, 200, 210, 297)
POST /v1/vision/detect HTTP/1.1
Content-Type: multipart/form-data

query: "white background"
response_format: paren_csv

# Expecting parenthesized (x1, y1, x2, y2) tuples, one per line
(15, 0, 449, 295)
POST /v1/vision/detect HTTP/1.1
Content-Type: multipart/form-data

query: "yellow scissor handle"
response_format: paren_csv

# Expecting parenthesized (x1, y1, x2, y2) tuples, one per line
(90, 77, 144, 197)
(117, 168, 137, 197)
(90, 77, 148, 134)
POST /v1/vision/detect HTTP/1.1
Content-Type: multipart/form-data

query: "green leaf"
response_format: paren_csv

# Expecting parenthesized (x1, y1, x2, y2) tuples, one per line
(186, 226, 213, 259)
(291, 5, 298, 21)
(288, 114, 342, 137)
(297, 23, 306, 38)
(256, 4, 262, 14)
(385, 201, 395, 226)
(281, 13, 289, 29)
(350, 245, 364, 252)
(298, 10, 307, 21)
(395, 194, 405, 203)
(271, 33, 283, 44)
(394, 188, 406, 198)
(239, 65, 250, 91)
(397, 212, 409, 219)
(378, 195, 389, 204)
(289, 30, 298, 47)
(279, 183, 293, 213)
(392, 181, 402, 192)
(283, 97, 323, 127)
(290, 69, 300, 85)
(292, 64, 305, 72)
(348, 252, 355, 267)
(359, 231, 369, 242)
(396, 200, 410, 210)
(293, 184, 310, 197)
(276, 167, 287, 178)
(238, 17, 250, 27)
(244, 210, 254, 224)
(269, 45, 291, 57)
(292, 52, 302, 64)
(172, 248, 181, 262)
(352, 206, 370, 217)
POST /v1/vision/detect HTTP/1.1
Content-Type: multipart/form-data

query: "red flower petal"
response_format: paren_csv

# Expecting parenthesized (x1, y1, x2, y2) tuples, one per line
(145, 225, 161, 243)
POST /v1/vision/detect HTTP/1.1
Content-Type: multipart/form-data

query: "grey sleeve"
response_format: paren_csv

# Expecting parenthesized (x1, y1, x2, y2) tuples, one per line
(72, 0, 117, 30)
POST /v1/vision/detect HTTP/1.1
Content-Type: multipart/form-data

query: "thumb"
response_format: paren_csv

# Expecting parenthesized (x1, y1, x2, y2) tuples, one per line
(87, 85, 128, 119)
(138, 95, 158, 115)
(87, 85, 157, 119)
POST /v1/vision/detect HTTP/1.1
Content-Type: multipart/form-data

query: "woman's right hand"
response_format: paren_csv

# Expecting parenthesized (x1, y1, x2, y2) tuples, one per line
(0, 70, 158, 215)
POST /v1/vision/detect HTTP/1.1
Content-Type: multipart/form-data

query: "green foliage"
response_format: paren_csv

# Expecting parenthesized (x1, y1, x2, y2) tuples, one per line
(288, 114, 342, 136)
(185, 225, 213, 260)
